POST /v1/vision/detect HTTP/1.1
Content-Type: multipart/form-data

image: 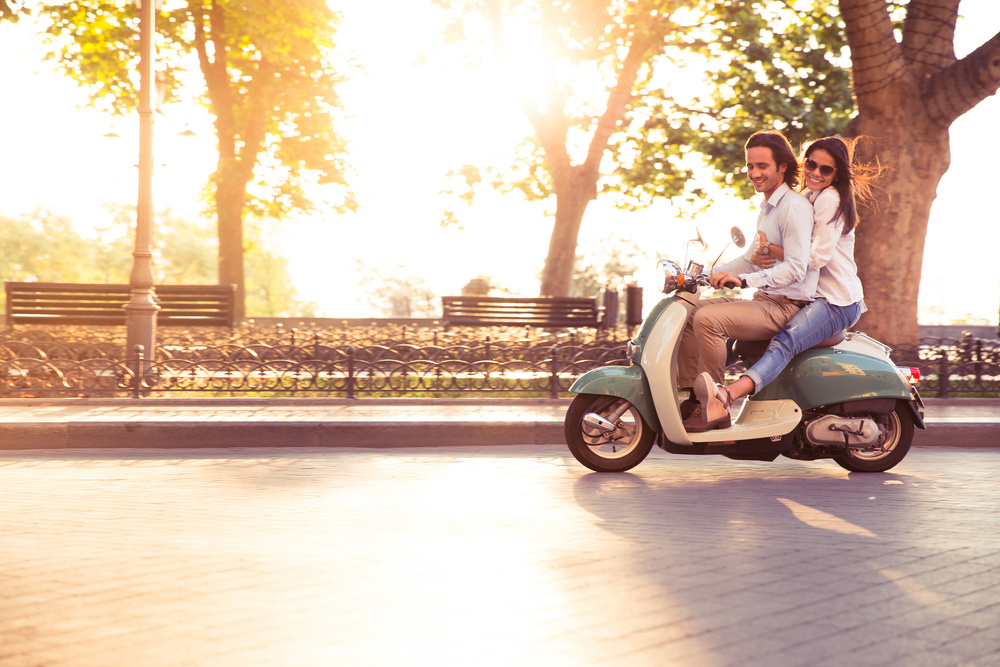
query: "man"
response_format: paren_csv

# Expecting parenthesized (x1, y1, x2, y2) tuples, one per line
(679, 130, 816, 431)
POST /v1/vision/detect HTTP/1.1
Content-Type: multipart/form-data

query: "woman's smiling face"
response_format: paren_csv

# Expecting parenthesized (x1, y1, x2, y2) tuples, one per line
(804, 148, 836, 191)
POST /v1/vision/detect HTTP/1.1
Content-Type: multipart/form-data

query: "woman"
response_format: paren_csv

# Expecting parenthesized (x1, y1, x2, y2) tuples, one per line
(692, 136, 880, 431)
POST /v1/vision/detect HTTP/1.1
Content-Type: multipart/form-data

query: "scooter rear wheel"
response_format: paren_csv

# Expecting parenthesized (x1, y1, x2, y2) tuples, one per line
(832, 402, 914, 473)
(565, 393, 655, 473)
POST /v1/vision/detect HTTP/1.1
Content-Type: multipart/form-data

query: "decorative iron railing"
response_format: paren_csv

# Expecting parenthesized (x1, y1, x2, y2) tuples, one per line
(889, 336, 1000, 398)
(1, 324, 997, 398)
(0, 324, 630, 398)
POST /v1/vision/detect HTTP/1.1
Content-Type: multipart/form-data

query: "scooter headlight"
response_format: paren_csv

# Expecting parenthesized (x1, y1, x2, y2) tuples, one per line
(656, 260, 683, 294)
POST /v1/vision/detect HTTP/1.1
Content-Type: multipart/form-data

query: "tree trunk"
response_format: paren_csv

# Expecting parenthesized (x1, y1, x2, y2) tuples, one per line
(216, 167, 247, 321)
(847, 111, 951, 347)
(493, 3, 658, 298)
(196, 3, 254, 323)
(539, 172, 593, 296)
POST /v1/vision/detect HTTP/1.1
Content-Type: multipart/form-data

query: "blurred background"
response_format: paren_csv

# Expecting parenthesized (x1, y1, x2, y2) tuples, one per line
(1, 1, 997, 324)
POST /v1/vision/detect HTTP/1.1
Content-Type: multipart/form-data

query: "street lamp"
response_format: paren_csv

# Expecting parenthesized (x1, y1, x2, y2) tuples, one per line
(125, 0, 160, 375)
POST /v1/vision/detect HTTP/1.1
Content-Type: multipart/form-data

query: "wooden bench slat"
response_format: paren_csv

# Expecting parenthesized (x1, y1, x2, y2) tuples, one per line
(5, 282, 236, 327)
(9, 308, 130, 317)
(4, 282, 131, 292)
(9, 316, 130, 326)
(441, 295, 601, 328)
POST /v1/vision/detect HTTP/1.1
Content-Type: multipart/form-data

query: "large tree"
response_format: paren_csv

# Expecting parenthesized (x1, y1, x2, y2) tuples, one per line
(618, 0, 1000, 345)
(35, 0, 356, 320)
(695, 0, 1000, 345)
(835, 0, 1000, 344)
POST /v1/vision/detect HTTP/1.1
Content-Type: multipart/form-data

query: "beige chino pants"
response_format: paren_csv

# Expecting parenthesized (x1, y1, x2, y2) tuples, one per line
(677, 291, 803, 387)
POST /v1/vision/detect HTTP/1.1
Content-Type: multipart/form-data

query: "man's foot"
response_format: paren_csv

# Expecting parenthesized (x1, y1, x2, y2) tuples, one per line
(678, 396, 698, 420)
(689, 372, 732, 432)
(681, 405, 706, 431)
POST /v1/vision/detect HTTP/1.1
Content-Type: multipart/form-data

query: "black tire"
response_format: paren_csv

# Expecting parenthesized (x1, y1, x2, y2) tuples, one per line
(832, 402, 914, 473)
(564, 393, 655, 473)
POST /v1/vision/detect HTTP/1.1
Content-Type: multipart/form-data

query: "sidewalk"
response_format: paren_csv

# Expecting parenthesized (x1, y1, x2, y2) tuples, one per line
(3, 445, 998, 665)
(0, 396, 996, 449)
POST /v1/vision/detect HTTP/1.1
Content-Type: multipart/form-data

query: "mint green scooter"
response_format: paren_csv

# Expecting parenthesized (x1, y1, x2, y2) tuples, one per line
(564, 230, 925, 473)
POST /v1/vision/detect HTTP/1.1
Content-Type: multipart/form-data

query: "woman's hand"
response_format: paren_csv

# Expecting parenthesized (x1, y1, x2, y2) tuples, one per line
(752, 231, 784, 268)
(751, 251, 777, 268)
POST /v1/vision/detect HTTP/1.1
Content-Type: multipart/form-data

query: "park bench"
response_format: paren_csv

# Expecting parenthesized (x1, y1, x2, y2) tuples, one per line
(4, 281, 236, 327)
(441, 295, 602, 329)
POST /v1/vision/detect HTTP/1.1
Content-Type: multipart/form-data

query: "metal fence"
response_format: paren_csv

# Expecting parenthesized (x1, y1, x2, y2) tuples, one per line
(890, 335, 1000, 398)
(1, 324, 998, 398)
(0, 324, 629, 398)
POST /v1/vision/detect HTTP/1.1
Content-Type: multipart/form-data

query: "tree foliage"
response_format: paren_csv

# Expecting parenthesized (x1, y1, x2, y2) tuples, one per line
(571, 235, 644, 300)
(0, 211, 95, 283)
(438, 0, 853, 296)
(36, 0, 356, 319)
(0, 209, 316, 317)
(623, 0, 854, 200)
(0, 0, 23, 21)
(352, 260, 440, 318)
(0, 209, 206, 289)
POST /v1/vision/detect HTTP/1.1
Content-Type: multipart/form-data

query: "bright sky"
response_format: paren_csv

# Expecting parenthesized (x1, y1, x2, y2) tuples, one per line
(1, 1, 998, 324)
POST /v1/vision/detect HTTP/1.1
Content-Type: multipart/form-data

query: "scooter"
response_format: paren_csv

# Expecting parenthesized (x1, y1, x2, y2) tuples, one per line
(564, 228, 925, 473)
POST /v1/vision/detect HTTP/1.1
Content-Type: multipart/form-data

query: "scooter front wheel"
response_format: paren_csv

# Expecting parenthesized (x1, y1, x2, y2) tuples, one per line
(565, 393, 655, 473)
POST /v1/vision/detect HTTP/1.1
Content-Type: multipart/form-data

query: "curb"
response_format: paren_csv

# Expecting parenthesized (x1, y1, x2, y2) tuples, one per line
(913, 423, 999, 448)
(0, 397, 995, 450)
(0, 421, 566, 450)
(0, 419, 995, 451)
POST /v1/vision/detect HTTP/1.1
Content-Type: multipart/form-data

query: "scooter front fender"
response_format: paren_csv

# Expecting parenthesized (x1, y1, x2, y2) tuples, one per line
(569, 365, 660, 432)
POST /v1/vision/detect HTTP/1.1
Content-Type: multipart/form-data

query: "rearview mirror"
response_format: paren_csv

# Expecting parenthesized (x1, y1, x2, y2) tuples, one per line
(710, 226, 748, 270)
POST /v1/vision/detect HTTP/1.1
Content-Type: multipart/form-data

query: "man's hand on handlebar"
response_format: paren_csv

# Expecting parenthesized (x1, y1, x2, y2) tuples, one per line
(709, 271, 742, 290)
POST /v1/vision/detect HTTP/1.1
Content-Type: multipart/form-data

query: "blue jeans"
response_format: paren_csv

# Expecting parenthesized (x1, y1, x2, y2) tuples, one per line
(744, 298, 864, 393)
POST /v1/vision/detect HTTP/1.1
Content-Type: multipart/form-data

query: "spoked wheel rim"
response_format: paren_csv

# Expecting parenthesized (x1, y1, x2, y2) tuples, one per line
(849, 409, 902, 463)
(578, 396, 647, 460)
(833, 403, 914, 473)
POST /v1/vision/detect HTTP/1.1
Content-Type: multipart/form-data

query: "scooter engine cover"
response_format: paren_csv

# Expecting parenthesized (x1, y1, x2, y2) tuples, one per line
(805, 414, 880, 448)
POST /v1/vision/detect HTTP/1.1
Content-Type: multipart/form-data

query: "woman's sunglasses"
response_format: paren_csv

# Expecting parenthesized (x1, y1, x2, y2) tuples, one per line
(804, 158, 836, 177)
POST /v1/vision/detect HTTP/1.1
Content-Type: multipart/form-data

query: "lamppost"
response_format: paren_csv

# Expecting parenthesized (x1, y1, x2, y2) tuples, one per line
(125, 0, 159, 373)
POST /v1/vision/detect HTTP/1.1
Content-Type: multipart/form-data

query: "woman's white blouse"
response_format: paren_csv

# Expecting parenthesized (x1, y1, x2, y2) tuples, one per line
(807, 187, 865, 308)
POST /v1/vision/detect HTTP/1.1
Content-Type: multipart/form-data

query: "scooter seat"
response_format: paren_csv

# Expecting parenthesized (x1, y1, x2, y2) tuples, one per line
(732, 330, 846, 359)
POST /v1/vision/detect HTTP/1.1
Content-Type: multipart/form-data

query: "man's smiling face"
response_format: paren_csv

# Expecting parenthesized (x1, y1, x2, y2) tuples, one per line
(746, 146, 786, 200)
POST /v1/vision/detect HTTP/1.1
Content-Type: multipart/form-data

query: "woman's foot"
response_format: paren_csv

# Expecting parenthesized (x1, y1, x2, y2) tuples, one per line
(688, 372, 732, 432)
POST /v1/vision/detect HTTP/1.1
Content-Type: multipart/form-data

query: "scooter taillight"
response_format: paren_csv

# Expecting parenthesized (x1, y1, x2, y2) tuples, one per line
(899, 367, 920, 383)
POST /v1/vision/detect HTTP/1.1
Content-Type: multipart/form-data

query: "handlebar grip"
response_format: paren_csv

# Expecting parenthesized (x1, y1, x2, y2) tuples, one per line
(722, 280, 739, 289)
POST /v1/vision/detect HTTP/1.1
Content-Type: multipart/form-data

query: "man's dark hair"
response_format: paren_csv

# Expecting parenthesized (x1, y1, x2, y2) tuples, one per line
(745, 130, 799, 190)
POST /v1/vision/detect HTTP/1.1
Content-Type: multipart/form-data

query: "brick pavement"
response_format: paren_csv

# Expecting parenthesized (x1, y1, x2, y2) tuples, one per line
(0, 444, 998, 666)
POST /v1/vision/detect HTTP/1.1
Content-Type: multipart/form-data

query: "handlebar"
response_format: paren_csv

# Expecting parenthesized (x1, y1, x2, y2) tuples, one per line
(656, 258, 741, 295)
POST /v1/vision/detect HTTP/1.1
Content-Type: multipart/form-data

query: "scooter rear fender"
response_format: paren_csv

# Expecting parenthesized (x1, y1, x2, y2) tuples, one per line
(569, 365, 661, 432)
(752, 347, 915, 411)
